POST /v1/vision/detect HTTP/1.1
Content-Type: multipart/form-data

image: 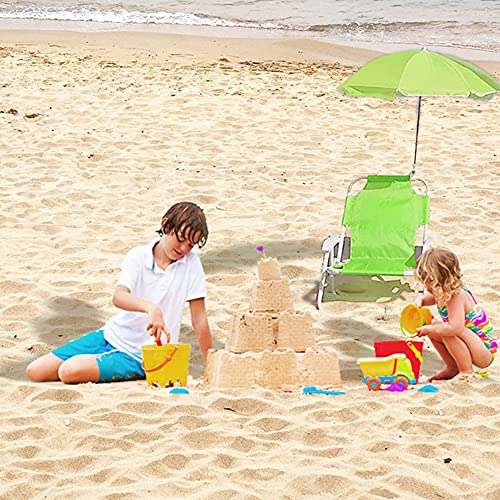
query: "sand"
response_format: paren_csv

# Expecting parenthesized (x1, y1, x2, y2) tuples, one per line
(0, 30, 499, 499)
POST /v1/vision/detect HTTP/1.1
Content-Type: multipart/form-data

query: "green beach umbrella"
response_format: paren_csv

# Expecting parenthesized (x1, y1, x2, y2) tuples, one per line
(338, 48, 500, 173)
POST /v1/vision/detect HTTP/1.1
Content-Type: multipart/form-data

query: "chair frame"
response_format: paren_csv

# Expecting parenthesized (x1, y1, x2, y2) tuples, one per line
(317, 175, 431, 309)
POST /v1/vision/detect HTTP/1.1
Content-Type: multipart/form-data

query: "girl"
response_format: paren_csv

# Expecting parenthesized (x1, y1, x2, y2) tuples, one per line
(415, 248, 497, 381)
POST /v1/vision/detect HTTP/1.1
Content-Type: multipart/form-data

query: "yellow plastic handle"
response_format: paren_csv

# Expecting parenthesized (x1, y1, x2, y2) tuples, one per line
(406, 341, 423, 364)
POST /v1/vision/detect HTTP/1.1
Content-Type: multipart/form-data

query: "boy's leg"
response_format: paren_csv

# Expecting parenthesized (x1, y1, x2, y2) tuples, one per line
(26, 330, 108, 383)
(58, 355, 100, 384)
(25, 330, 143, 384)
(59, 350, 144, 384)
(95, 350, 145, 383)
(26, 353, 64, 382)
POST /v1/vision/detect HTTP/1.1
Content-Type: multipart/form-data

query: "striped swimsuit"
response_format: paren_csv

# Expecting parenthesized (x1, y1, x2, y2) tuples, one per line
(437, 285, 497, 358)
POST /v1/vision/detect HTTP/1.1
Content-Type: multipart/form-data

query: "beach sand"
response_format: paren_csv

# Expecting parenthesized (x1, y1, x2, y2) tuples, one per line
(0, 30, 499, 498)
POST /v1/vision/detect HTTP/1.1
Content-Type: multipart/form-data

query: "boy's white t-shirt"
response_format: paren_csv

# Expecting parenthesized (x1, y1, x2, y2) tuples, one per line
(103, 239, 207, 361)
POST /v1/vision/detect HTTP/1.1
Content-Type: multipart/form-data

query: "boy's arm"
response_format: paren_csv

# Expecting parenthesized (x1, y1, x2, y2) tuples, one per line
(112, 285, 170, 343)
(189, 298, 212, 360)
(113, 285, 154, 313)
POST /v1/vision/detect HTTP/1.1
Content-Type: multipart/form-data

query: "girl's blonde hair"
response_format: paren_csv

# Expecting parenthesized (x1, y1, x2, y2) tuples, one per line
(415, 248, 463, 303)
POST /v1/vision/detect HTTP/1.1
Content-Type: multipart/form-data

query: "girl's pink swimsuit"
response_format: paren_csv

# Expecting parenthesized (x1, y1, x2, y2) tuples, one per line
(437, 285, 497, 359)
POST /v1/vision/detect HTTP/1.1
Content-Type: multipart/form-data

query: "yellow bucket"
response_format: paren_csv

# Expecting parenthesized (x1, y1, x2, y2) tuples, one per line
(400, 304, 433, 337)
(141, 343, 190, 387)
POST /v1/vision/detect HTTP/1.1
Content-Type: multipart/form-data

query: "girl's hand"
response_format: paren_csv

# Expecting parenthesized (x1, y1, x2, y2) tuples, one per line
(146, 304, 171, 344)
(416, 325, 432, 337)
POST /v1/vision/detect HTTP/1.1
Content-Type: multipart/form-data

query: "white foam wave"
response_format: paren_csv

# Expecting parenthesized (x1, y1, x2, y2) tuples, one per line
(0, 6, 307, 31)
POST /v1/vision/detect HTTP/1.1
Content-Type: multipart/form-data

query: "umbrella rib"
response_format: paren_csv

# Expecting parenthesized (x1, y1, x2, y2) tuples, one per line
(396, 51, 420, 98)
(441, 56, 475, 97)
(438, 53, 499, 98)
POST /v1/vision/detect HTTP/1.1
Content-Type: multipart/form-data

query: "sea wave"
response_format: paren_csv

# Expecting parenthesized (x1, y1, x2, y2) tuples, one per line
(308, 20, 499, 52)
(0, 4, 497, 52)
(306, 20, 499, 33)
(0, 6, 307, 31)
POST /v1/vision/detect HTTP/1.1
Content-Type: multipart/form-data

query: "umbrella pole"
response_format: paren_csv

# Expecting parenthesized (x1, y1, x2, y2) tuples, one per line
(411, 96, 422, 176)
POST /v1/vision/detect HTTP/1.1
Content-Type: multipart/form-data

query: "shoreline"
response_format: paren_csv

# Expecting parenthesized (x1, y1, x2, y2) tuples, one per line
(0, 24, 499, 71)
(1, 16, 499, 60)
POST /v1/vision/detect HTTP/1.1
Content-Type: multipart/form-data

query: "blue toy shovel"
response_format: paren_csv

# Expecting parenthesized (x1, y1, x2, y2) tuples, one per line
(303, 386, 346, 396)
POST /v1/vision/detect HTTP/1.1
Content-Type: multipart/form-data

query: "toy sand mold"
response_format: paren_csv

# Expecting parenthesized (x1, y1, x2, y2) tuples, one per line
(141, 343, 190, 387)
(400, 304, 432, 337)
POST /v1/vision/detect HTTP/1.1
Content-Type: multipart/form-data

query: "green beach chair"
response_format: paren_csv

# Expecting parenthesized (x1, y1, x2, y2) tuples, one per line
(317, 175, 430, 307)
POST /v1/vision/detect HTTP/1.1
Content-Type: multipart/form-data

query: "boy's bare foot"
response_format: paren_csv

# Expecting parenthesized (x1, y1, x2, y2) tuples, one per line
(429, 368, 459, 381)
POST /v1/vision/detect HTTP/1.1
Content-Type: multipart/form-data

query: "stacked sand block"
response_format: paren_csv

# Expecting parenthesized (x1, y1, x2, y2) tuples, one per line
(276, 310, 316, 351)
(204, 347, 341, 391)
(225, 310, 316, 353)
(205, 258, 342, 390)
(225, 312, 275, 353)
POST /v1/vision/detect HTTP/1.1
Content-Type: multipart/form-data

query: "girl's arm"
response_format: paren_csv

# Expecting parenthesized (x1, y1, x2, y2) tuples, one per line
(189, 298, 213, 359)
(416, 292, 436, 307)
(418, 293, 464, 337)
(112, 285, 170, 343)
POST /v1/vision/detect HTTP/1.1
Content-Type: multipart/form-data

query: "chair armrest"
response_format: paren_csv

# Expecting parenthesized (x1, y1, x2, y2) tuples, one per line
(322, 234, 340, 252)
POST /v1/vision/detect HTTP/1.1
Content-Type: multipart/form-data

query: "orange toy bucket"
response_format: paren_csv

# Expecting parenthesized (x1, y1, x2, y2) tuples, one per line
(374, 340, 424, 382)
(400, 304, 433, 337)
(141, 343, 190, 387)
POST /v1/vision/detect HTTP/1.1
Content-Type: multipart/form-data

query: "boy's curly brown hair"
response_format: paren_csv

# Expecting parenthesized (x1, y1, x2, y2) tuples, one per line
(159, 202, 208, 248)
(415, 248, 463, 303)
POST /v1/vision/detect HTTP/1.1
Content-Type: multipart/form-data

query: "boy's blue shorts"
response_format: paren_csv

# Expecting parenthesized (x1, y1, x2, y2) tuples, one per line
(52, 330, 145, 383)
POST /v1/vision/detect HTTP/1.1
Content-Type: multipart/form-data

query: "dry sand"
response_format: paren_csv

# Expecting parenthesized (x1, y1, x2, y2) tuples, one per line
(0, 30, 499, 499)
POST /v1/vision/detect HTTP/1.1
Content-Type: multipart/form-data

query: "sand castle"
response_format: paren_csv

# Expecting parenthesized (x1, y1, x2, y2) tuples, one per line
(204, 258, 342, 390)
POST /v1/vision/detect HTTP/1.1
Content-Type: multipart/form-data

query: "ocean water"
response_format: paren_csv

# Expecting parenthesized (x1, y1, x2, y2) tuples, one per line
(1, 0, 499, 55)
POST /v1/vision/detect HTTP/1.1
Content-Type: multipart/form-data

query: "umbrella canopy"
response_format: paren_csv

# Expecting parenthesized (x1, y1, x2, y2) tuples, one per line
(338, 49, 500, 172)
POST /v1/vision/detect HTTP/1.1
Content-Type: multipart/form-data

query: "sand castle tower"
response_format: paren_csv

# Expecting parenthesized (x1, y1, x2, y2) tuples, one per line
(204, 258, 342, 391)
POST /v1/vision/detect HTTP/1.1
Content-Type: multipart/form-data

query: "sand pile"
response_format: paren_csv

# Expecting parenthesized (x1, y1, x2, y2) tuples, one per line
(205, 257, 341, 389)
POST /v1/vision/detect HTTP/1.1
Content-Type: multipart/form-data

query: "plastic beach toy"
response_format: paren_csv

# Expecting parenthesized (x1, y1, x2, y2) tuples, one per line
(374, 340, 424, 382)
(141, 343, 191, 388)
(400, 304, 433, 337)
(385, 383, 408, 392)
(169, 388, 190, 395)
(417, 384, 439, 393)
(357, 353, 416, 390)
(303, 386, 346, 396)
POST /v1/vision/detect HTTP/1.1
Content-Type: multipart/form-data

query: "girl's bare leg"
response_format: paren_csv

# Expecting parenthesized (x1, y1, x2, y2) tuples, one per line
(427, 333, 459, 380)
(442, 335, 473, 375)
(455, 328, 493, 369)
(57, 355, 100, 384)
(26, 353, 64, 382)
(428, 328, 493, 381)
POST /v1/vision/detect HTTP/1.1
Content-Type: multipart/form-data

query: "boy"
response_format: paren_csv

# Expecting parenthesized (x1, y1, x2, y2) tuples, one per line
(26, 201, 212, 384)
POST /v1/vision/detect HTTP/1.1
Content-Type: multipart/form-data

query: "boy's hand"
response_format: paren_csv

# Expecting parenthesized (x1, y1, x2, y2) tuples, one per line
(146, 304, 171, 344)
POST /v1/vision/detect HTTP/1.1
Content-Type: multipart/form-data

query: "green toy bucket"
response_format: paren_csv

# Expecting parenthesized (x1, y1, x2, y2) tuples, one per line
(141, 344, 190, 387)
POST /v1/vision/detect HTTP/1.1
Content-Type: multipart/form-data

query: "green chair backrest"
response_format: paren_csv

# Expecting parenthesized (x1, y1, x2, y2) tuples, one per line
(341, 175, 429, 275)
